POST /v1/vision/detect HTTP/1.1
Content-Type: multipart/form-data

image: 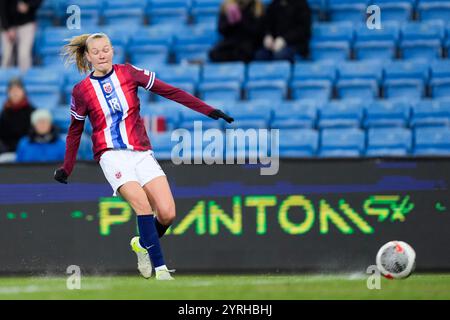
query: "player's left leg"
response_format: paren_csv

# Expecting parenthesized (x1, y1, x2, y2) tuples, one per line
(142, 175, 176, 238)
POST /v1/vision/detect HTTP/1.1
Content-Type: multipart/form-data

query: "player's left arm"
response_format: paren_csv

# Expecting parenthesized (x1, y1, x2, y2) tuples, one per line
(126, 63, 234, 123)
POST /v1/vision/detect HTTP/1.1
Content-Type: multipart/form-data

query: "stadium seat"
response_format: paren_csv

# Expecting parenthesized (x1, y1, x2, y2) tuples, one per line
(400, 22, 444, 60)
(374, 0, 414, 22)
(147, 0, 190, 25)
(52, 108, 71, 133)
(414, 127, 450, 156)
(418, 0, 450, 22)
(151, 64, 201, 101)
(336, 61, 383, 99)
(354, 21, 400, 61)
(148, 132, 174, 160)
(310, 22, 353, 61)
(430, 60, 450, 98)
(278, 129, 319, 158)
(318, 100, 364, 128)
(198, 62, 245, 101)
(103, 8, 144, 26)
(328, 0, 369, 23)
(0, 68, 21, 86)
(245, 61, 291, 101)
(128, 27, 174, 65)
(366, 127, 412, 157)
(271, 100, 318, 129)
(141, 100, 181, 131)
(226, 100, 272, 130)
(173, 25, 218, 63)
(36, 0, 60, 27)
(191, 0, 222, 24)
(410, 99, 450, 127)
(364, 99, 411, 128)
(319, 128, 366, 157)
(383, 61, 429, 99)
(28, 92, 60, 110)
(290, 61, 335, 101)
(78, 133, 94, 161)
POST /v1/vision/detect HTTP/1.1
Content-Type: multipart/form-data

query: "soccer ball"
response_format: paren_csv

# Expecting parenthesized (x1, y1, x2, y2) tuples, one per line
(376, 241, 416, 279)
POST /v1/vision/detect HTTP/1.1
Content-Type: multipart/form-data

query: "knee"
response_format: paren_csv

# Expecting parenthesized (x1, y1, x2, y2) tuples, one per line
(129, 196, 152, 214)
(157, 202, 176, 225)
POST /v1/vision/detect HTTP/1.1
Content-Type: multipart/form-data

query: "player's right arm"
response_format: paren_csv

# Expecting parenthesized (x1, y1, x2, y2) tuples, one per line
(54, 85, 87, 184)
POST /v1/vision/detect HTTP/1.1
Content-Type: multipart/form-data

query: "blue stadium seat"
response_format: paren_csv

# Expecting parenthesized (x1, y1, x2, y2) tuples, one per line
(278, 129, 319, 158)
(354, 22, 400, 60)
(148, 132, 174, 160)
(291, 62, 335, 101)
(400, 22, 444, 60)
(336, 79, 378, 100)
(430, 60, 450, 98)
(374, 0, 414, 22)
(328, 0, 369, 23)
(141, 100, 181, 131)
(151, 64, 201, 98)
(226, 100, 272, 130)
(338, 60, 384, 81)
(319, 128, 366, 157)
(28, 92, 60, 110)
(336, 61, 382, 99)
(310, 22, 353, 61)
(366, 127, 412, 157)
(0, 68, 21, 86)
(291, 80, 332, 101)
(191, 0, 222, 24)
(173, 25, 218, 63)
(293, 62, 336, 82)
(245, 61, 291, 101)
(414, 127, 450, 156)
(383, 61, 429, 99)
(318, 100, 364, 128)
(52, 108, 71, 133)
(198, 82, 241, 101)
(271, 100, 318, 129)
(364, 99, 410, 128)
(418, 0, 450, 22)
(37, 0, 61, 27)
(103, 8, 144, 26)
(128, 27, 174, 65)
(147, 0, 190, 25)
(198, 62, 245, 101)
(410, 99, 450, 127)
(202, 62, 245, 83)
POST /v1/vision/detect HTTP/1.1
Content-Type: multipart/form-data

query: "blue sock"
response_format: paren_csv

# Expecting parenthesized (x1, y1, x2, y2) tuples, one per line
(137, 215, 165, 268)
(154, 216, 170, 238)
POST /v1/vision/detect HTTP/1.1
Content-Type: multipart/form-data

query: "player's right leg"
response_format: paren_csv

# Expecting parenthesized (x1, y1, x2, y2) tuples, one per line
(119, 181, 174, 280)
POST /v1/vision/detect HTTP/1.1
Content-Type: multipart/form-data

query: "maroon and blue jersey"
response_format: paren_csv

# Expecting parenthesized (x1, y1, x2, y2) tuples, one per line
(62, 63, 216, 175)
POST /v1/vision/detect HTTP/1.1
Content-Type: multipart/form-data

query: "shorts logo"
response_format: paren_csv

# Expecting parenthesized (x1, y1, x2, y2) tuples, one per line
(115, 171, 122, 179)
(103, 82, 113, 94)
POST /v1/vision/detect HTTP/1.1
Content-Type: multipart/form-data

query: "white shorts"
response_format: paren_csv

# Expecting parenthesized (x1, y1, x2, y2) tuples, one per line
(99, 149, 166, 196)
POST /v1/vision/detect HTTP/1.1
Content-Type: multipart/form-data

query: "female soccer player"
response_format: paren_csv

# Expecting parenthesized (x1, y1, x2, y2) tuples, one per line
(53, 33, 234, 280)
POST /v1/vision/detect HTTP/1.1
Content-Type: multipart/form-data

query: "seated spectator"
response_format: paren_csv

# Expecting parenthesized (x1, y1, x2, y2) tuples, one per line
(16, 109, 65, 163)
(255, 0, 312, 62)
(0, 78, 35, 154)
(209, 0, 264, 63)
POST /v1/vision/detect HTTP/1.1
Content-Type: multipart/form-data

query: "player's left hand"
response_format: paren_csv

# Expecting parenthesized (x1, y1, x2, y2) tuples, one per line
(54, 167, 68, 184)
(208, 109, 234, 123)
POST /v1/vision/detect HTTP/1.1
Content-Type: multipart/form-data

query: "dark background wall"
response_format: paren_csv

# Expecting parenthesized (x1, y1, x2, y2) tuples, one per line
(0, 158, 449, 275)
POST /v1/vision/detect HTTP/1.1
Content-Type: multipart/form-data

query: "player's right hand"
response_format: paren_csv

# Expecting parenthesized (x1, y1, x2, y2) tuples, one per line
(54, 168, 68, 184)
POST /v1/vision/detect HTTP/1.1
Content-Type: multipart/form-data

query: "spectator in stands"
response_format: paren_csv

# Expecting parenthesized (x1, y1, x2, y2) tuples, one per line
(255, 0, 311, 62)
(209, 0, 264, 63)
(16, 109, 65, 163)
(0, 0, 42, 71)
(0, 78, 35, 154)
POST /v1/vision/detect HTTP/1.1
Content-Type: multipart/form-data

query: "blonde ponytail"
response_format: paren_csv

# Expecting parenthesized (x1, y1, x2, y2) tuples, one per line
(61, 33, 111, 73)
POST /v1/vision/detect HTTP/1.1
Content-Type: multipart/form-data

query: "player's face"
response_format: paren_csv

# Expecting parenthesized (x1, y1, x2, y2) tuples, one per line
(86, 37, 114, 75)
